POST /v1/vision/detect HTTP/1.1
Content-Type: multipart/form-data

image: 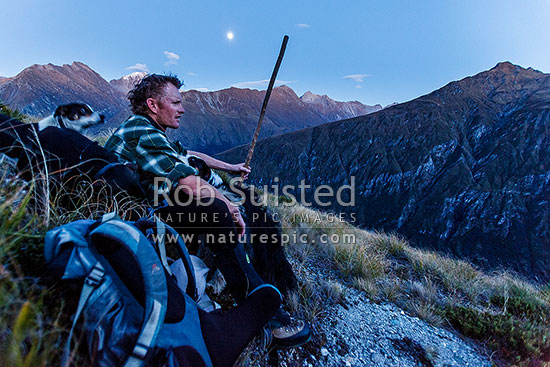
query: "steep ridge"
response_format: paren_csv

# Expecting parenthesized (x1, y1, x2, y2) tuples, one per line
(0, 62, 128, 120)
(173, 86, 383, 153)
(0, 77, 11, 86)
(217, 62, 550, 281)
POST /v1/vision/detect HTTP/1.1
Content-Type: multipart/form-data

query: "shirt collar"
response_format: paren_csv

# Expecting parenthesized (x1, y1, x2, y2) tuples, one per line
(141, 114, 165, 132)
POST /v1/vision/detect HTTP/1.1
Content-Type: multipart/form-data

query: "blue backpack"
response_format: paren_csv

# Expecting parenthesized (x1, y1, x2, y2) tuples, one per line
(45, 213, 282, 367)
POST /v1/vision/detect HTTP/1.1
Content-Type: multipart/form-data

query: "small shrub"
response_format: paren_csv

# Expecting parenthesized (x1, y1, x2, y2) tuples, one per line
(0, 102, 27, 121)
(490, 293, 550, 325)
(443, 305, 550, 365)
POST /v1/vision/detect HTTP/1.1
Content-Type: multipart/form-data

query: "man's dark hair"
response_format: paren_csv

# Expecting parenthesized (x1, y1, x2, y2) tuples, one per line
(128, 74, 183, 116)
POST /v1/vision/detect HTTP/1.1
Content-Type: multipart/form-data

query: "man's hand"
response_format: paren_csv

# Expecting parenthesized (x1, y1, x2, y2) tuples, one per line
(228, 204, 246, 239)
(187, 151, 251, 179)
(228, 162, 251, 180)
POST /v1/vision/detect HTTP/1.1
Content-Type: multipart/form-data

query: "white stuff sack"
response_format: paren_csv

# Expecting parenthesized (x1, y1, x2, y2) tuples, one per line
(170, 255, 220, 312)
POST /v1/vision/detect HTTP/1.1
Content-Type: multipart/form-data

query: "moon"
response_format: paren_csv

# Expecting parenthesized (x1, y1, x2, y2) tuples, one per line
(226, 31, 234, 40)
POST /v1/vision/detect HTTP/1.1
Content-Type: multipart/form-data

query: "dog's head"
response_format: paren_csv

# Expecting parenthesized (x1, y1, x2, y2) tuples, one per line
(187, 156, 212, 181)
(187, 155, 224, 187)
(53, 103, 105, 132)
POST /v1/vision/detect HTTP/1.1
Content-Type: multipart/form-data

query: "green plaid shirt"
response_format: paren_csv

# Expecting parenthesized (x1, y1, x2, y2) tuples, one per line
(104, 114, 198, 198)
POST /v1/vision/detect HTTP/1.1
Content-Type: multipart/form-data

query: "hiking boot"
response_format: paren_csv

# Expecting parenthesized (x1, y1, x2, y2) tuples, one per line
(266, 308, 311, 348)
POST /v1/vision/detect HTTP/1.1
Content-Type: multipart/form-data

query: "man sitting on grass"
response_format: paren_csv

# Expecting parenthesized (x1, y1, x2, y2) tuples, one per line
(105, 73, 310, 348)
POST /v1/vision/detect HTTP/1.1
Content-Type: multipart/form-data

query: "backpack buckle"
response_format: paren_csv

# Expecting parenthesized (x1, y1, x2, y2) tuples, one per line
(131, 342, 148, 360)
(85, 264, 105, 287)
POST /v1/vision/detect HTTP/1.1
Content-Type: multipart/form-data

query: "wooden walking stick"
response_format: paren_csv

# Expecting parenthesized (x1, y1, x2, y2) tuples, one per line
(241, 35, 289, 179)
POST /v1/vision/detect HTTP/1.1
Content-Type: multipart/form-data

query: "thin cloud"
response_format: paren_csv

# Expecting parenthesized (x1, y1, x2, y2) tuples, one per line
(344, 74, 371, 83)
(355, 85, 362, 89)
(186, 72, 198, 77)
(126, 63, 149, 72)
(232, 79, 296, 89)
(296, 23, 311, 28)
(164, 51, 180, 65)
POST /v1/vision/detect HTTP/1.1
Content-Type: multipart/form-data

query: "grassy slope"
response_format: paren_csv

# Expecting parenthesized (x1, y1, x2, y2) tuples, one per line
(0, 106, 548, 367)
(258, 194, 550, 366)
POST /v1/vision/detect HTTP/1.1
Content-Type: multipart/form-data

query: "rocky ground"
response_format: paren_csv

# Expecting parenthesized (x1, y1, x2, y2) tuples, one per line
(246, 253, 492, 367)
(315, 287, 491, 367)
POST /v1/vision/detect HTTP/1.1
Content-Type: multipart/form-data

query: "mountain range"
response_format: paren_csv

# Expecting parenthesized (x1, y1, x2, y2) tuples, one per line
(172, 85, 381, 153)
(0, 62, 128, 122)
(218, 62, 550, 282)
(0, 62, 382, 153)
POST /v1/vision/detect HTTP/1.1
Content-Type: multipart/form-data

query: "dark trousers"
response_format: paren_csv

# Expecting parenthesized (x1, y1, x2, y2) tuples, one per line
(153, 197, 264, 300)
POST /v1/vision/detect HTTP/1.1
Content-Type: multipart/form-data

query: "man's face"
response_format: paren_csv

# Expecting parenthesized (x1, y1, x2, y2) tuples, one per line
(149, 83, 185, 131)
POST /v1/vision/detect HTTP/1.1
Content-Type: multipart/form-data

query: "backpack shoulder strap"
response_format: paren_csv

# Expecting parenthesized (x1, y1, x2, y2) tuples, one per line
(89, 217, 168, 367)
(62, 261, 105, 367)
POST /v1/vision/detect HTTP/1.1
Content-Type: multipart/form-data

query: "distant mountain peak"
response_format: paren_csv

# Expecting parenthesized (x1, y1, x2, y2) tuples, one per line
(121, 71, 147, 80)
(300, 89, 382, 119)
(488, 61, 545, 76)
(274, 84, 293, 91)
(70, 61, 92, 69)
(20, 61, 96, 78)
(490, 61, 521, 72)
(301, 91, 327, 103)
(110, 72, 147, 94)
(272, 84, 298, 98)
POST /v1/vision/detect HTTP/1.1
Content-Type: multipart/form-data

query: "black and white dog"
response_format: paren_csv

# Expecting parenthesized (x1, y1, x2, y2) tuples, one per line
(183, 154, 224, 187)
(37, 103, 105, 132)
(0, 104, 144, 199)
(0, 103, 104, 159)
(18, 126, 145, 198)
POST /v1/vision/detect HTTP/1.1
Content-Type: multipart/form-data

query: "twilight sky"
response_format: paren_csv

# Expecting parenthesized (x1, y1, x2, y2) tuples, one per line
(1, 0, 549, 106)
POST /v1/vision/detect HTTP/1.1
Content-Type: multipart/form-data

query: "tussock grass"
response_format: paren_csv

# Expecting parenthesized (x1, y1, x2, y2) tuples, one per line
(0, 178, 149, 366)
(0, 160, 61, 366)
(264, 192, 550, 367)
